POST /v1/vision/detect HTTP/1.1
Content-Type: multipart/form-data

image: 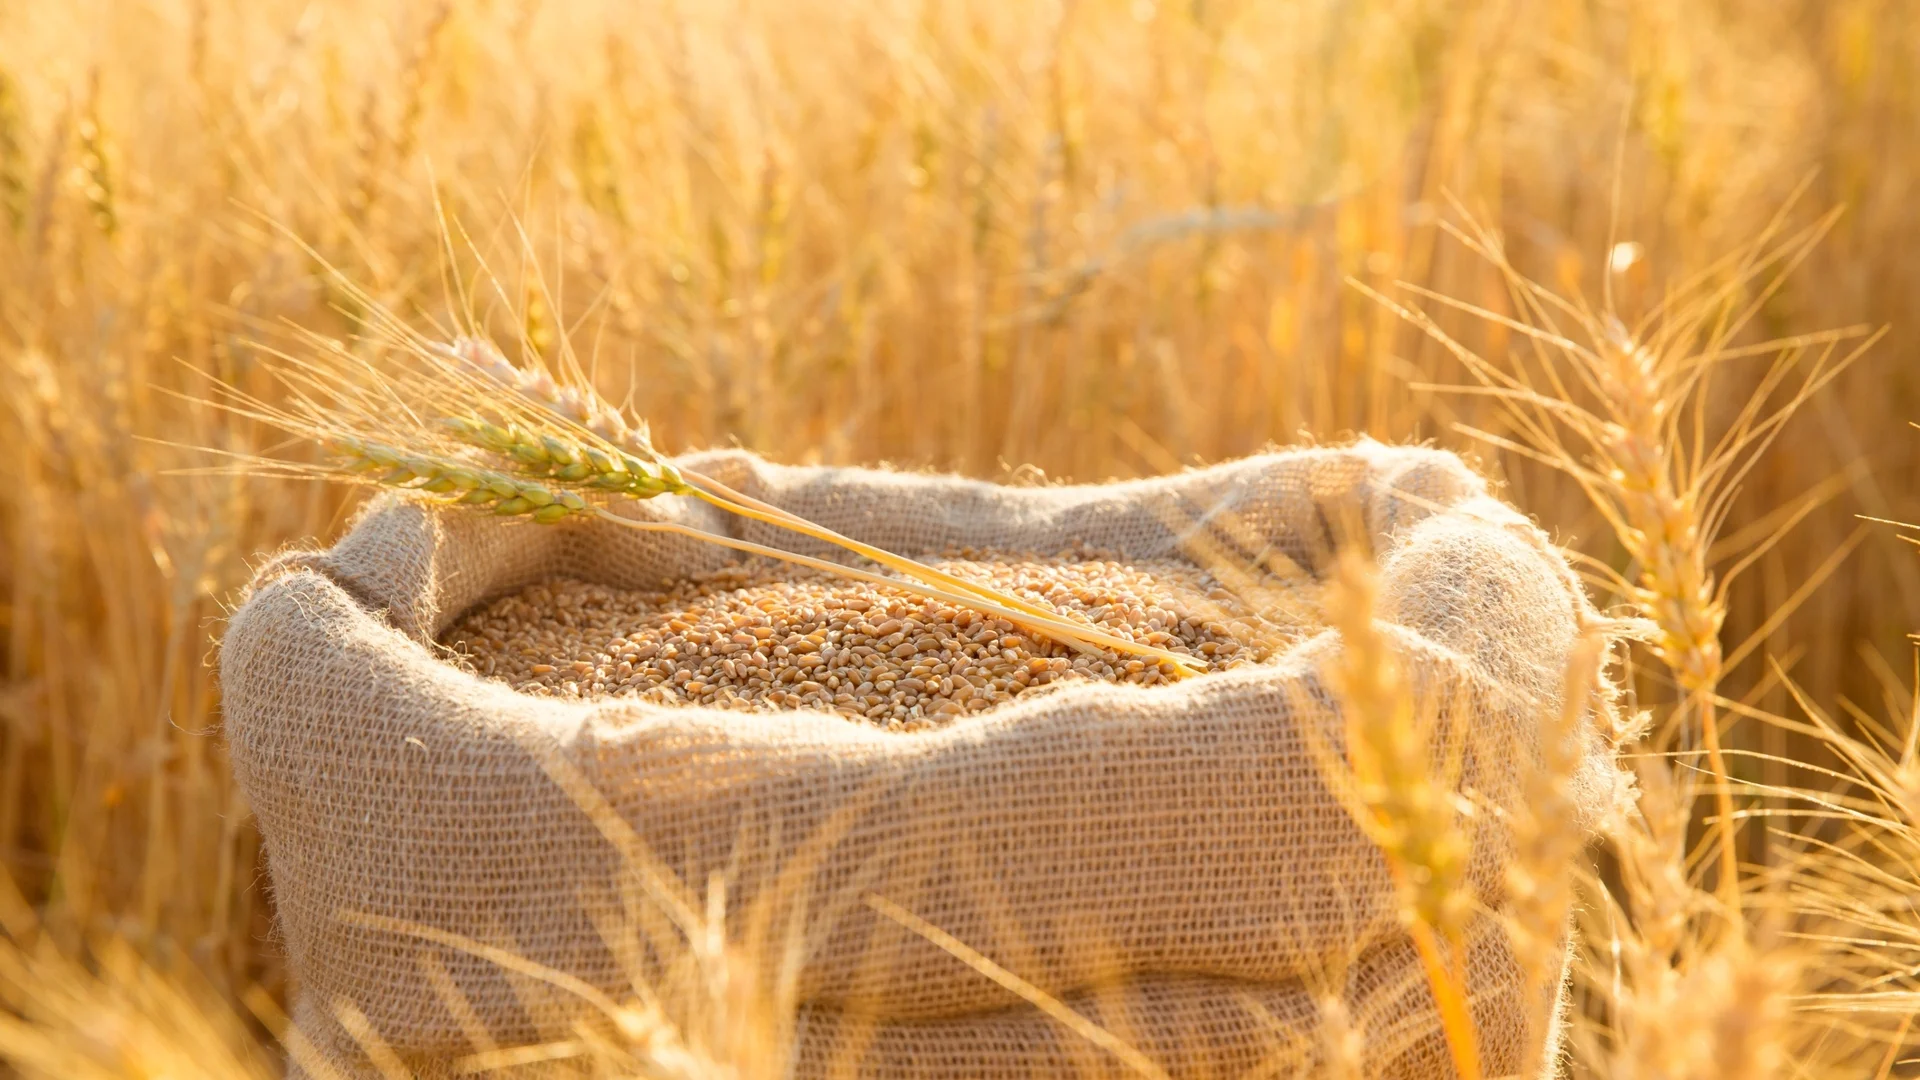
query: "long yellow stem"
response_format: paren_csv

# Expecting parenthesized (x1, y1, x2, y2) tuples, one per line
(867, 895, 1172, 1080)
(1406, 919, 1483, 1080)
(677, 473, 1204, 676)
(589, 510, 1202, 674)
(685, 470, 1125, 635)
(1697, 695, 1743, 918)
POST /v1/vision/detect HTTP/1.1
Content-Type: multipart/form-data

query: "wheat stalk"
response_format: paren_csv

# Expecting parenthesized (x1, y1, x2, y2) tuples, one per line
(1318, 550, 1482, 1080)
(210, 330, 1203, 676)
(426, 338, 1204, 672)
(1359, 203, 1884, 915)
(1503, 625, 1606, 1071)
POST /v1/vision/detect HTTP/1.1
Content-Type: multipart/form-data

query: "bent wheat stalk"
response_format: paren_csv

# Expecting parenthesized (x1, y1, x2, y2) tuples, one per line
(210, 331, 1203, 675)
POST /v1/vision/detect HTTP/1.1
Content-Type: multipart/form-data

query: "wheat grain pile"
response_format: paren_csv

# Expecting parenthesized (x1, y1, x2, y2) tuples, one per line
(441, 549, 1315, 728)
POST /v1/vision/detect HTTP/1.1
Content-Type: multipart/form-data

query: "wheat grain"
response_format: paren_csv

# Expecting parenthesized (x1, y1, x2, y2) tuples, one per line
(441, 551, 1299, 728)
(308, 420, 1220, 676)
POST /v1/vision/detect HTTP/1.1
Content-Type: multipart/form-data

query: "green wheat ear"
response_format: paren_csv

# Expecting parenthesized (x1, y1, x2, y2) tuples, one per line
(437, 337, 687, 490)
(437, 415, 686, 498)
(264, 332, 1205, 675)
(328, 436, 590, 524)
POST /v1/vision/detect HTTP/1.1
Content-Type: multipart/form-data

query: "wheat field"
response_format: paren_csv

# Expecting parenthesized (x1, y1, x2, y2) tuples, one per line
(2, 0, 1918, 1076)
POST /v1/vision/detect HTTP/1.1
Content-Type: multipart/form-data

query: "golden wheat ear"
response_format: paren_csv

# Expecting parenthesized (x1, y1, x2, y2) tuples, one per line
(1312, 549, 1484, 1080)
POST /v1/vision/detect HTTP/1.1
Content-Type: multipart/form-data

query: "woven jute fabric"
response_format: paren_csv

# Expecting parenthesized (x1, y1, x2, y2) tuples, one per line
(221, 442, 1622, 1078)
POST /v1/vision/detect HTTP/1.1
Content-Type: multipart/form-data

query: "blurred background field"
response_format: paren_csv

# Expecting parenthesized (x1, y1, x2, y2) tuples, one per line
(2, 0, 1917, 1075)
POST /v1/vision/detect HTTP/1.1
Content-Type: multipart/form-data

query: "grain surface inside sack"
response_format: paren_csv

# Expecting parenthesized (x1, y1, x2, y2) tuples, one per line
(440, 548, 1320, 727)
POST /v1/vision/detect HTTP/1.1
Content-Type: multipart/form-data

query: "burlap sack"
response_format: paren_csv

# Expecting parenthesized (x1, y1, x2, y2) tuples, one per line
(221, 441, 1622, 1078)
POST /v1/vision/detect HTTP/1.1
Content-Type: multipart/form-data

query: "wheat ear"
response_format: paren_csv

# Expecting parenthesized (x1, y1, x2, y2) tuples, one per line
(1320, 551, 1481, 1080)
(436, 337, 1205, 675)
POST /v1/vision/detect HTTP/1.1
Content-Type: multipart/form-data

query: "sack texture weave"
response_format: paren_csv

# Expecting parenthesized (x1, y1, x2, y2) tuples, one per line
(221, 442, 1623, 1078)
